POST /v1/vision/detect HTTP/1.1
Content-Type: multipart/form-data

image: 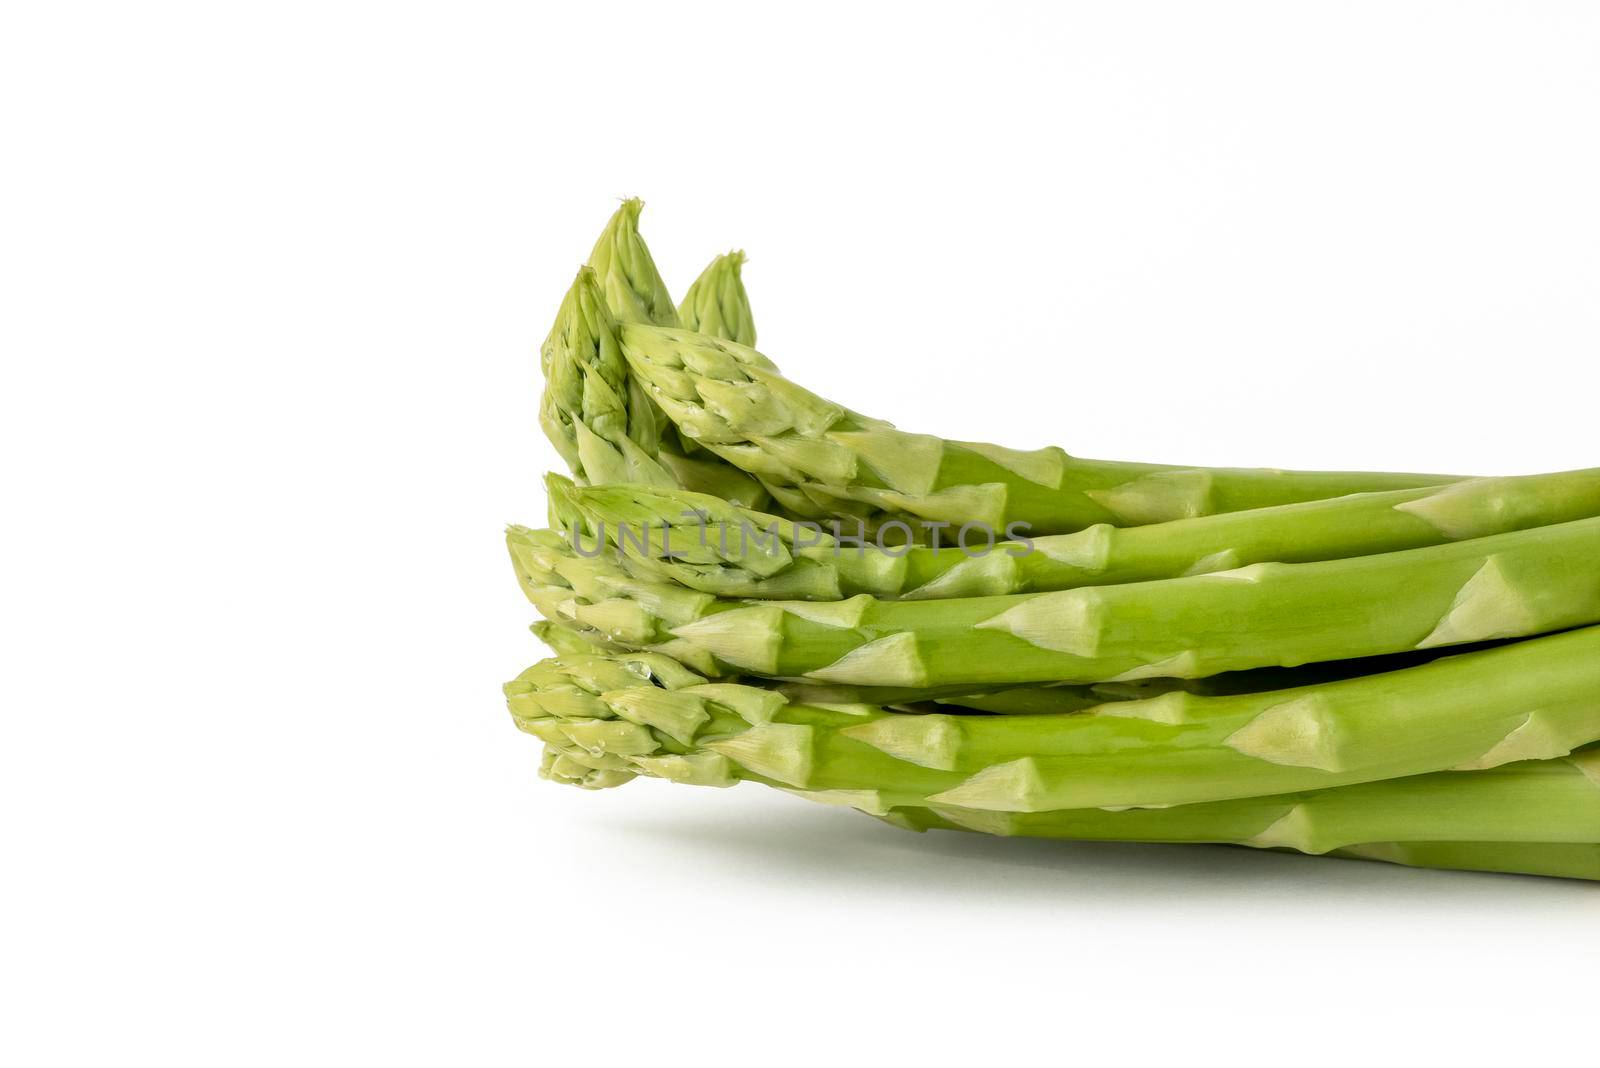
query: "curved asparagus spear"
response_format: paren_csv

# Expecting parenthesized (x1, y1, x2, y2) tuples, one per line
(588, 204, 781, 508)
(541, 267, 773, 506)
(503, 630, 1600, 810)
(678, 251, 755, 346)
(549, 468, 1600, 600)
(616, 320, 1461, 536)
(539, 267, 670, 487)
(507, 517, 1600, 687)
(543, 204, 770, 504)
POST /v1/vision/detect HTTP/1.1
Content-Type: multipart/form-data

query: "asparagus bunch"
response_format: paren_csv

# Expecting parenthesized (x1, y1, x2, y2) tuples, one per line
(505, 199, 1600, 881)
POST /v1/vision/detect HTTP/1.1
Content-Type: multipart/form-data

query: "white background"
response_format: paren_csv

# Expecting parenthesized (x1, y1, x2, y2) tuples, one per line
(5, 2, 1598, 1064)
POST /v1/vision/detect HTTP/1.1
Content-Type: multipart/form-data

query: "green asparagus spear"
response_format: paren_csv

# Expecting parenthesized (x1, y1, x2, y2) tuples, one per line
(548, 468, 1600, 600)
(507, 515, 1600, 687)
(503, 629, 1600, 810)
(543, 203, 776, 506)
(587, 204, 782, 507)
(526, 718, 1600, 859)
(524, 613, 1509, 716)
(529, 620, 616, 659)
(678, 251, 755, 347)
(538, 266, 670, 487)
(541, 266, 773, 506)
(615, 319, 1461, 536)
(920, 646, 1516, 714)
(527, 718, 1600, 881)
(585, 198, 680, 329)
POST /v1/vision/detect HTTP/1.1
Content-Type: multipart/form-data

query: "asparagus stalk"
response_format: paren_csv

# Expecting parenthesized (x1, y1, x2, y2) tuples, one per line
(529, 607, 1519, 716)
(526, 715, 1600, 858)
(532, 727, 1600, 880)
(525, 711, 1600, 881)
(548, 468, 1600, 600)
(524, 616, 1501, 721)
(507, 515, 1600, 687)
(873, 757, 1600, 853)
(615, 319, 1461, 536)
(503, 630, 1600, 810)
(884, 806, 1600, 881)
(920, 647, 1515, 714)
(678, 251, 756, 347)
(1328, 842, 1600, 881)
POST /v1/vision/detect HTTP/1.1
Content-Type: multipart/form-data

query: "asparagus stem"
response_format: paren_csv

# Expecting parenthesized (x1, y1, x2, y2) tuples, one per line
(616, 319, 1460, 536)
(527, 716, 1600, 880)
(883, 806, 1600, 880)
(1327, 841, 1600, 881)
(507, 516, 1600, 687)
(532, 725, 1600, 879)
(903, 757, 1600, 853)
(550, 468, 1600, 600)
(503, 632, 1600, 810)
(678, 251, 756, 347)
(920, 646, 1516, 714)
(524, 614, 1512, 717)
(528, 717, 1600, 862)
(850, 754, 1597, 855)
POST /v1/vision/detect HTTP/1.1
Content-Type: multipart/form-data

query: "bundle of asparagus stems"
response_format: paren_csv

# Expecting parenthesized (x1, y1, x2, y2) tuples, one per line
(508, 199, 1600, 881)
